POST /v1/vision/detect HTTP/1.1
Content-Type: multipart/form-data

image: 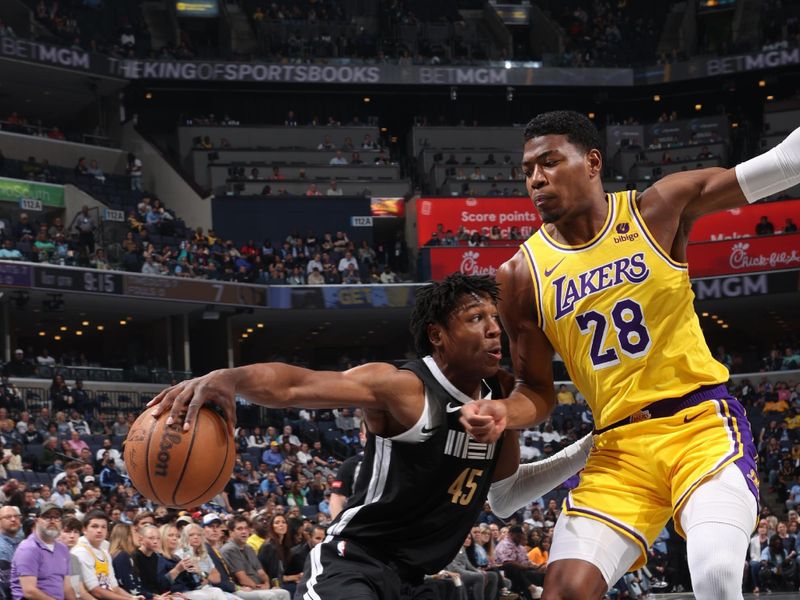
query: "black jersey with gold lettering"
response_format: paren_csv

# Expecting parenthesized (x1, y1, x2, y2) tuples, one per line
(326, 356, 504, 575)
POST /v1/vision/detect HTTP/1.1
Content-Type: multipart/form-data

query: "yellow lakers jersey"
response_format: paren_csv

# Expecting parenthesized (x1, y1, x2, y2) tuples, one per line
(520, 190, 729, 430)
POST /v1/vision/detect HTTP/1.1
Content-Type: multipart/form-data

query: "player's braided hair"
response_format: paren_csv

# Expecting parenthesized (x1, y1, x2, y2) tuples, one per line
(523, 110, 602, 153)
(410, 273, 500, 356)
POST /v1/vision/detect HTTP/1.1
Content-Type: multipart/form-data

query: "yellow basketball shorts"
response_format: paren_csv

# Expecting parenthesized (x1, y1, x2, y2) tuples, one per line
(563, 385, 759, 570)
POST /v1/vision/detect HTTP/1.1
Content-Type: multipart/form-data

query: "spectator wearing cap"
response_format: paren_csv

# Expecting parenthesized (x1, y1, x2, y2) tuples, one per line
(4, 350, 34, 378)
(10, 503, 72, 600)
(175, 515, 193, 531)
(261, 443, 283, 469)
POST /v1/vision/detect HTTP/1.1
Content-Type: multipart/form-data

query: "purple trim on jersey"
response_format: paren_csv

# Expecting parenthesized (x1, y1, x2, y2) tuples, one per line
(594, 384, 728, 435)
(520, 242, 544, 330)
(538, 194, 615, 253)
(627, 191, 688, 270)
(564, 493, 648, 553)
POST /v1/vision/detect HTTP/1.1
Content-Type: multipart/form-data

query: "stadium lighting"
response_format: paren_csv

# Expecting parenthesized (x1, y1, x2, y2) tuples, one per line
(694, 104, 702, 111)
(588, 112, 596, 119)
(54, 335, 61, 341)
(82, 320, 89, 326)
(75, 331, 83, 336)
(758, 80, 766, 88)
(257, 323, 264, 329)
(701, 312, 709, 317)
(97, 325, 105, 331)
(59, 326, 68, 331)
(767, 95, 774, 101)
(242, 333, 249, 339)
(653, 94, 661, 102)
(247, 328, 254, 333)
(38, 331, 46, 337)
(119, 320, 127, 326)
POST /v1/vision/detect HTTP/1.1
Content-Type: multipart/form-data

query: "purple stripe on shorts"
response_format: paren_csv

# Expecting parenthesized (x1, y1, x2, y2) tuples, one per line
(564, 493, 649, 553)
(724, 397, 761, 502)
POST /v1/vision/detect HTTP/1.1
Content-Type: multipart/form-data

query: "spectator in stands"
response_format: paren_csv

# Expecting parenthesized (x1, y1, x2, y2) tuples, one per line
(72, 206, 96, 257)
(262, 442, 283, 469)
(325, 179, 343, 195)
(470, 167, 486, 181)
(256, 515, 295, 595)
(317, 136, 335, 151)
(50, 376, 73, 412)
(66, 431, 88, 456)
(350, 152, 362, 165)
(75, 158, 90, 177)
(373, 151, 389, 165)
(10, 502, 70, 600)
(697, 146, 714, 160)
(222, 516, 289, 600)
(379, 265, 397, 283)
(127, 153, 143, 192)
(48, 126, 65, 141)
(556, 384, 575, 405)
(0, 240, 23, 260)
(307, 268, 324, 285)
(304, 184, 321, 197)
(337, 251, 358, 276)
(0, 504, 23, 572)
(495, 525, 544, 598)
(157, 523, 227, 600)
(87, 160, 106, 183)
(36, 349, 56, 368)
(284, 111, 298, 127)
(361, 135, 378, 150)
(758, 534, 797, 592)
(784, 218, 798, 233)
(13, 213, 35, 244)
(329, 151, 347, 166)
(286, 266, 305, 285)
(756, 216, 776, 236)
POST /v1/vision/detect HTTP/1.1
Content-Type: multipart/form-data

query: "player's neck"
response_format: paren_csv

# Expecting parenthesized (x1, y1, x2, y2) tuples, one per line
(547, 193, 609, 246)
(431, 355, 482, 400)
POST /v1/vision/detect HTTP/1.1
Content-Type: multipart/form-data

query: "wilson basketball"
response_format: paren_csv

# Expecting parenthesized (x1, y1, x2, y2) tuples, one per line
(124, 407, 235, 509)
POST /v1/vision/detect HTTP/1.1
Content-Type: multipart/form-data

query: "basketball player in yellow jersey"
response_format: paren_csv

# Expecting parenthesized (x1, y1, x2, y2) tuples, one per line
(461, 110, 800, 600)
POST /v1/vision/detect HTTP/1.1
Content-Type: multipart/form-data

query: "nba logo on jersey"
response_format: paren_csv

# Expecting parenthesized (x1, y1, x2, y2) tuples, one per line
(336, 540, 347, 557)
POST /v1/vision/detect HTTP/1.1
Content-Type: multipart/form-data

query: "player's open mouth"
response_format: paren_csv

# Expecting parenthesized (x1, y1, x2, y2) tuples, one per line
(487, 349, 502, 360)
(534, 194, 555, 206)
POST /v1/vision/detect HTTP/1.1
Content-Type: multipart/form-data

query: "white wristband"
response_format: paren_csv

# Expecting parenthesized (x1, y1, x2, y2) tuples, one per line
(735, 126, 800, 203)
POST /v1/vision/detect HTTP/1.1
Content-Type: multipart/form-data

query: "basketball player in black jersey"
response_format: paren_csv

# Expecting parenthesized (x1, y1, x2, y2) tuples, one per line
(151, 274, 591, 600)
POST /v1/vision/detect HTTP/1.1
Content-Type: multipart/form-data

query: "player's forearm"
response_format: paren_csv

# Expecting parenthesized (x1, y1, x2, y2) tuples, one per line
(504, 385, 554, 430)
(229, 364, 352, 409)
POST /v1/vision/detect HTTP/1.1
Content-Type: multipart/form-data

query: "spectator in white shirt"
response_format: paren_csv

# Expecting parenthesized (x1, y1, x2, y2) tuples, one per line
(326, 179, 344, 195)
(379, 265, 397, 283)
(36, 349, 56, 367)
(317, 135, 335, 150)
(540, 423, 562, 444)
(329, 151, 348, 166)
(337, 251, 359, 274)
(306, 253, 323, 274)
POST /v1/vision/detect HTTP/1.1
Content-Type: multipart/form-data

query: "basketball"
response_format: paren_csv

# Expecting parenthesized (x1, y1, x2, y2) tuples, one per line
(123, 407, 235, 509)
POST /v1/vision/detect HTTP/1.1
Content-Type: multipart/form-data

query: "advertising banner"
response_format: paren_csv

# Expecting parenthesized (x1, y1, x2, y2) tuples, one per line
(123, 275, 267, 307)
(690, 199, 800, 242)
(416, 197, 541, 247)
(686, 233, 800, 278)
(0, 177, 64, 207)
(425, 246, 518, 280)
(644, 116, 728, 148)
(691, 270, 799, 301)
(0, 262, 32, 287)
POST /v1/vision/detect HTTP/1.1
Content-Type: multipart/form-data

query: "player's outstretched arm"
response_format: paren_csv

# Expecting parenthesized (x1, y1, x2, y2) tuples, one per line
(149, 362, 419, 432)
(460, 253, 556, 442)
(488, 433, 593, 518)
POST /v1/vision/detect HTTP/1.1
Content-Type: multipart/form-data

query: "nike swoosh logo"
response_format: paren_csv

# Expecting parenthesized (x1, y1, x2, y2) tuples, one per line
(683, 411, 704, 424)
(421, 425, 440, 435)
(544, 257, 566, 277)
(446, 402, 463, 413)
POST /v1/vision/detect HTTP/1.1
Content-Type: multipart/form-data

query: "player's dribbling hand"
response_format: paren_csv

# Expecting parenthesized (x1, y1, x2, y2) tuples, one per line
(147, 369, 237, 434)
(460, 399, 507, 443)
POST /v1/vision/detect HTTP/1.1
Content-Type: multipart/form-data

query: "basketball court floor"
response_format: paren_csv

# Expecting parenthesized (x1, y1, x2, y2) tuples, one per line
(651, 594, 798, 599)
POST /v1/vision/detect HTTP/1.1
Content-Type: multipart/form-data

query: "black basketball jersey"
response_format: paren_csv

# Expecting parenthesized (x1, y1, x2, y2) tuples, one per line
(326, 356, 504, 575)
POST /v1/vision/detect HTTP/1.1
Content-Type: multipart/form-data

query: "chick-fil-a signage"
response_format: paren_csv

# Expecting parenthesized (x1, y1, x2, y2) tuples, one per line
(416, 197, 542, 247)
(686, 233, 800, 277)
(425, 232, 800, 280)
